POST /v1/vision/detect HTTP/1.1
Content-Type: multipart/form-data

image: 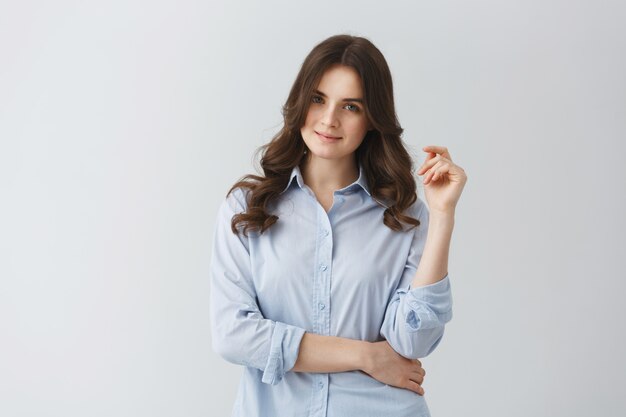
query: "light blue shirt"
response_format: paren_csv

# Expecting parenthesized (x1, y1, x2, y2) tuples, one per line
(210, 163, 453, 417)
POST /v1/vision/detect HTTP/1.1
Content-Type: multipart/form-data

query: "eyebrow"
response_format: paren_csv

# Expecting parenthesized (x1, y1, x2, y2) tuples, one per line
(314, 89, 364, 103)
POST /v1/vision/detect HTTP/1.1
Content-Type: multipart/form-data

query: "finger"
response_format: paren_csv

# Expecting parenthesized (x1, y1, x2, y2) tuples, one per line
(412, 365, 425, 377)
(405, 380, 424, 396)
(424, 160, 450, 184)
(422, 145, 450, 157)
(417, 154, 442, 175)
(433, 161, 468, 184)
(417, 152, 437, 175)
(423, 167, 436, 184)
(410, 371, 424, 384)
(418, 154, 455, 176)
(430, 161, 451, 182)
(423, 145, 452, 161)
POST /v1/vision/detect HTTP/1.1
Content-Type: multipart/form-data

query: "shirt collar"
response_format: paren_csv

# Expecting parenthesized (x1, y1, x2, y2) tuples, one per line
(279, 163, 371, 196)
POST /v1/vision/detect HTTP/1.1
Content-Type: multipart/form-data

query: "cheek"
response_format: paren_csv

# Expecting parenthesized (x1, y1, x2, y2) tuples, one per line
(345, 118, 369, 136)
(301, 112, 317, 140)
(303, 108, 320, 127)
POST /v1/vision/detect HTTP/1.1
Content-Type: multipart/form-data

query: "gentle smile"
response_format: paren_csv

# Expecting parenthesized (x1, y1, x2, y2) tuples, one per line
(315, 131, 341, 140)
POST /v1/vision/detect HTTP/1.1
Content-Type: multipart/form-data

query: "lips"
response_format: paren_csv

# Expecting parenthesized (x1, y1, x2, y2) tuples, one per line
(315, 131, 341, 140)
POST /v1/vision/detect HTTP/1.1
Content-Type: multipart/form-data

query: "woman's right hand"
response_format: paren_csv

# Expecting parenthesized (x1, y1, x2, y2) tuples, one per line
(362, 340, 426, 395)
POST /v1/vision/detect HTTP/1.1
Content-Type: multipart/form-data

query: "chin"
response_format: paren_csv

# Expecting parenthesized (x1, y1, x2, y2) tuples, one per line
(309, 149, 352, 161)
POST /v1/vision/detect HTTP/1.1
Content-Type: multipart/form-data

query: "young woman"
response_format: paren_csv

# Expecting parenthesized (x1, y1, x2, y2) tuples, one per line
(210, 34, 467, 417)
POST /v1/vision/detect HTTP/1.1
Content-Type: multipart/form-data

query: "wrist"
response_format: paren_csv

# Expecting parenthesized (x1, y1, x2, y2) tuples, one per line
(429, 210, 455, 230)
(357, 341, 374, 373)
(429, 207, 455, 220)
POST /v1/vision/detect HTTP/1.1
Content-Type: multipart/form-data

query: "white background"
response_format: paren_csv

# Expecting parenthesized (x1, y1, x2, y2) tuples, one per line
(1, 1, 625, 416)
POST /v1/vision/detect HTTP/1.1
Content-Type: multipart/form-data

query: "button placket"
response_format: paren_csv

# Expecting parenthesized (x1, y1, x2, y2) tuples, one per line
(319, 226, 332, 336)
(314, 205, 333, 335)
(312, 205, 332, 417)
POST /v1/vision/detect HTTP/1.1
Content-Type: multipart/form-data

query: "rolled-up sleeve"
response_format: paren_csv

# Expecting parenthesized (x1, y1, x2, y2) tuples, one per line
(209, 188, 306, 385)
(379, 200, 453, 359)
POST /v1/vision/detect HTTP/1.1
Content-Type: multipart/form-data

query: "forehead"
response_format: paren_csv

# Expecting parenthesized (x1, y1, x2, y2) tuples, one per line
(316, 65, 363, 97)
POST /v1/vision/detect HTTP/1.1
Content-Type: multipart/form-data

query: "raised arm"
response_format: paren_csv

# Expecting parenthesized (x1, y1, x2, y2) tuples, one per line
(380, 145, 466, 359)
(379, 200, 454, 359)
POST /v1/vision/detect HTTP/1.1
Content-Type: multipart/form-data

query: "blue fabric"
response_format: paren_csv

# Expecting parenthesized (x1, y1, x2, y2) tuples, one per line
(210, 163, 453, 417)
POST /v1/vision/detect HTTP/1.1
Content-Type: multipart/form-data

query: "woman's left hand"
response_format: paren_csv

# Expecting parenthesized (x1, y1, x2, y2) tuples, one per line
(417, 145, 467, 214)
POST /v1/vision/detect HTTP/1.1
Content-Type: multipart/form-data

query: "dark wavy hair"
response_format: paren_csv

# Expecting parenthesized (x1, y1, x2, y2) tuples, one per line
(228, 34, 420, 236)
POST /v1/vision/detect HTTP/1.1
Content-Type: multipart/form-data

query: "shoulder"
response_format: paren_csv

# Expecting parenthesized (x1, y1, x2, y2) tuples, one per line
(214, 187, 253, 231)
(221, 186, 251, 214)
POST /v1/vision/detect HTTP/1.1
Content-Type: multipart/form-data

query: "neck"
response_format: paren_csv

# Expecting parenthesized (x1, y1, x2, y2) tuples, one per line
(300, 154, 359, 193)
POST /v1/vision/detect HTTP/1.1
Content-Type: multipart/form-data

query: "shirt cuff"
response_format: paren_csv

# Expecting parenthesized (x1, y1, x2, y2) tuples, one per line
(261, 322, 306, 385)
(400, 274, 453, 331)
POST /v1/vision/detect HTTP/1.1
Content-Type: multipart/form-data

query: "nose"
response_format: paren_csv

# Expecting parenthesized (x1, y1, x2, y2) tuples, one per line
(321, 104, 339, 128)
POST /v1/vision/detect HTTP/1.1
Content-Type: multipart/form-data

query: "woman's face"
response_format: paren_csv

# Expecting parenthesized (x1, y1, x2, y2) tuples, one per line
(300, 64, 372, 164)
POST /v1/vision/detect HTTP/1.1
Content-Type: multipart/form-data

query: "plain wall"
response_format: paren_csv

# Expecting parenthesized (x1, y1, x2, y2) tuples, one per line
(1, 0, 625, 416)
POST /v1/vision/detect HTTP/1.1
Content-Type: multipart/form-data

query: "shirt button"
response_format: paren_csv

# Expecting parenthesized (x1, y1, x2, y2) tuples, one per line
(323, 230, 329, 237)
(320, 265, 327, 271)
(318, 381, 324, 388)
(319, 303, 325, 310)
